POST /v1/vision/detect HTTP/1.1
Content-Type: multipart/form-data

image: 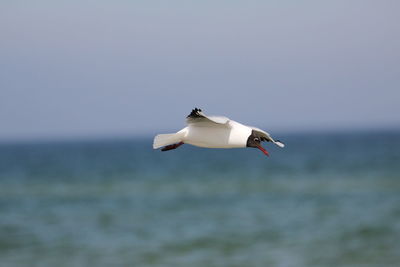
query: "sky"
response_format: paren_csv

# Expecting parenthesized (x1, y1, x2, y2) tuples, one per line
(1, 0, 399, 141)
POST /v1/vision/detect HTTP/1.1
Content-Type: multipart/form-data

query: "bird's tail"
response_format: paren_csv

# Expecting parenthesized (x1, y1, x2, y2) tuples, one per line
(153, 133, 184, 149)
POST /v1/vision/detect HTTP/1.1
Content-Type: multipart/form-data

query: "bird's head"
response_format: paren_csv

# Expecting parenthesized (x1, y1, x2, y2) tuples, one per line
(246, 130, 270, 156)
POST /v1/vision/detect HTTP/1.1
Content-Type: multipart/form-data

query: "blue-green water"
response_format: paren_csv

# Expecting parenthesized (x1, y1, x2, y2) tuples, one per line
(0, 131, 399, 267)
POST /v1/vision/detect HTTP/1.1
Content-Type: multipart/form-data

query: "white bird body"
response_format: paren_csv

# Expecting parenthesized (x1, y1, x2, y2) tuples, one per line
(182, 120, 251, 148)
(153, 108, 284, 156)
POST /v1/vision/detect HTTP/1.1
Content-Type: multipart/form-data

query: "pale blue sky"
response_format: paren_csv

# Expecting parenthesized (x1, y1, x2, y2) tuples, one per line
(1, 1, 399, 140)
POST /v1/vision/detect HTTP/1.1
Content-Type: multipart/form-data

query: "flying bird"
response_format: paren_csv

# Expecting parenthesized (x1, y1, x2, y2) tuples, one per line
(153, 108, 285, 156)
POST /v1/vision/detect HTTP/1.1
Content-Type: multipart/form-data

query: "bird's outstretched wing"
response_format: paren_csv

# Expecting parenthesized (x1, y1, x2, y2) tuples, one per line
(251, 127, 285, 148)
(186, 108, 230, 127)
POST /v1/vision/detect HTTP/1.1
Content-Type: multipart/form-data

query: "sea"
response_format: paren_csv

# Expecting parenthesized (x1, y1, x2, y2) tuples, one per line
(0, 130, 399, 267)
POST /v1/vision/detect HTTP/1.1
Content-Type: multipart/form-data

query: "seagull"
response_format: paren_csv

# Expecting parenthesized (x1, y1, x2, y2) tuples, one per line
(153, 108, 285, 156)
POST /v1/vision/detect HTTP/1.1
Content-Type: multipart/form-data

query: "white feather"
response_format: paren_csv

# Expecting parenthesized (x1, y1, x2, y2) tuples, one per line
(274, 141, 285, 148)
(183, 120, 251, 148)
(153, 128, 187, 149)
(153, 134, 178, 149)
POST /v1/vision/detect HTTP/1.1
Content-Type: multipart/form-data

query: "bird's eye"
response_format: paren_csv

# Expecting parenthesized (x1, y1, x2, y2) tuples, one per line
(254, 138, 259, 142)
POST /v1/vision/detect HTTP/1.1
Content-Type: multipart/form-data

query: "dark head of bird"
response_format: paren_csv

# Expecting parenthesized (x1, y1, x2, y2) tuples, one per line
(246, 130, 270, 156)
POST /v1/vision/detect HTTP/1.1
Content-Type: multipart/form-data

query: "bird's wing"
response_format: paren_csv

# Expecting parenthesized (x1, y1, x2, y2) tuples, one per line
(251, 127, 285, 148)
(186, 108, 230, 127)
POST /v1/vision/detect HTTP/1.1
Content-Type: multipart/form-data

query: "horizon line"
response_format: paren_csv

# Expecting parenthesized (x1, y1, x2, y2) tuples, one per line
(1, 125, 399, 145)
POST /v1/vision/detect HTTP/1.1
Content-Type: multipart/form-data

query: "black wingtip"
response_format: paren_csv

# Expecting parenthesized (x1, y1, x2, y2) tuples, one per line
(187, 108, 203, 118)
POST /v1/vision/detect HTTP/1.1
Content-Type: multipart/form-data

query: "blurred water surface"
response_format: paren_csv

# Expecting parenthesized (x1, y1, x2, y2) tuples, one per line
(0, 131, 399, 267)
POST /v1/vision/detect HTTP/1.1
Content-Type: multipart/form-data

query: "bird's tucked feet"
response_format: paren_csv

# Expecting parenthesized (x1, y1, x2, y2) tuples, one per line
(161, 142, 184, 151)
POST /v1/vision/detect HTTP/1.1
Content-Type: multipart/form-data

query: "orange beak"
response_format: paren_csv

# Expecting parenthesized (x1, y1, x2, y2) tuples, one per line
(256, 144, 270, 157)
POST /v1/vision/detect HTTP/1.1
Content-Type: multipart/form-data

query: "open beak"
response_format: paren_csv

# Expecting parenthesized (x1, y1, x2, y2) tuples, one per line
(256, 144, 270, 157)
